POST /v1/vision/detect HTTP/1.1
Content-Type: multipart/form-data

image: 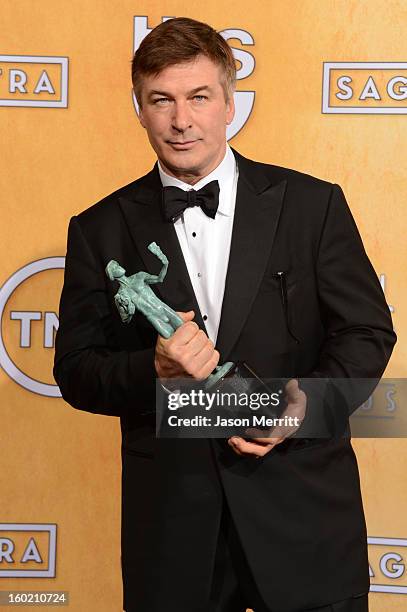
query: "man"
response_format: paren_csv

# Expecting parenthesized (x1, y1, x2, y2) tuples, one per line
(54, 17, 396, 612)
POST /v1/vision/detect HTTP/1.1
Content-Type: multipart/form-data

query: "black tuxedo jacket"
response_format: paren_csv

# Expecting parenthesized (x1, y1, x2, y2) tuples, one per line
(54, 148, 396, 612)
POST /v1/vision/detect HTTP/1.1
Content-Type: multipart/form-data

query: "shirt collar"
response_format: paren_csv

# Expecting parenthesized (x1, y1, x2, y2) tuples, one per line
(157, 143, 237, 217)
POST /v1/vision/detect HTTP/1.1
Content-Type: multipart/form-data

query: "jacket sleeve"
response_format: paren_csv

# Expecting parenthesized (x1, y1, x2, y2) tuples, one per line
(294, 183, 397, 437)
(53, 215, 157, 417)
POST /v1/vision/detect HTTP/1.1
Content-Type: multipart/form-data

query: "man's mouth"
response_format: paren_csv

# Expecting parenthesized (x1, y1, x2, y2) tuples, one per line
(167, 140, 199, 149)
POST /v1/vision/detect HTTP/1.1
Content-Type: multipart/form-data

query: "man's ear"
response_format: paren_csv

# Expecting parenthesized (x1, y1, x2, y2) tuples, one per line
(139, 115, 146, 129)
(134, 90, 146, 128)
(138, 104, 146, 129)
(226, 92, 235, 125)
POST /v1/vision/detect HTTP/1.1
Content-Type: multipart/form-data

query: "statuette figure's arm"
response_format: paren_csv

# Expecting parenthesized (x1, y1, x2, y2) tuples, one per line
(145, 241, 168, 285)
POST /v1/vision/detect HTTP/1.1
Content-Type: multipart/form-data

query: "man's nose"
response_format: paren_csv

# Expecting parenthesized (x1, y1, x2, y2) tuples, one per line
(171, 100, 192, 132)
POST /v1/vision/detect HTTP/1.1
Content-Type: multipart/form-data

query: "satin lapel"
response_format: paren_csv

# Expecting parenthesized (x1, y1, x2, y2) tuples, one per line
(118, 166, 205, 330)
(216, 155, 287, 360)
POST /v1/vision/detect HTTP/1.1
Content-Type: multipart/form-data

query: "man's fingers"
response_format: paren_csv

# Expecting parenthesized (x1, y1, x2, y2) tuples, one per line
(170, 332, 217, 377)
(176, 310, 195, 323)
(156, 312, 219, 380)
(185, 329, 213, 357)
(194, 349, 220, 380)
(169, 320, 200, 346)
(284, 378, 303, 403)
(282, 379, 307, 421)
(227, 438, 245, 456)
(228, 436, 282, 457)
(169, 311, 198, 344)
(231, 439, 272, 457)
(226, 379, 308, 454)
(250, 437, 284, 445)
(245, 427, 284, 441)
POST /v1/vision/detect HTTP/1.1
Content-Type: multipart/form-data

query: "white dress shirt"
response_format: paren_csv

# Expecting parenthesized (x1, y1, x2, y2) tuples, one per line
(158, 144, 238, 344)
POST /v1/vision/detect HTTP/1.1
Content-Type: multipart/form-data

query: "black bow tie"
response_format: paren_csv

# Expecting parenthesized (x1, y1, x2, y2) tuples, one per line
(162, 180, 220, 222)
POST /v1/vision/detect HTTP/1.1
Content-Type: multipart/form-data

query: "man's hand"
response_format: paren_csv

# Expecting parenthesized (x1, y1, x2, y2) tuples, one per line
(228, 379, 307, 458)
(155, 310, 220, 380)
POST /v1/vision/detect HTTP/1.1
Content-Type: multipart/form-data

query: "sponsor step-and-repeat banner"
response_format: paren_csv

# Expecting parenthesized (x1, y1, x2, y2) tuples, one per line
(1, 2, 406, 611)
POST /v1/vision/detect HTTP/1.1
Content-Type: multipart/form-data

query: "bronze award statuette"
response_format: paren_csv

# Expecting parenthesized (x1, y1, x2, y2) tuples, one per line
(106, 242, 291, 437)
(105, 241, 235, 387)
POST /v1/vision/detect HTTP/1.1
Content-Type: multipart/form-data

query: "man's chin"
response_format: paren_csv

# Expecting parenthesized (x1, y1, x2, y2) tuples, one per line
(160, 152, 203, 176)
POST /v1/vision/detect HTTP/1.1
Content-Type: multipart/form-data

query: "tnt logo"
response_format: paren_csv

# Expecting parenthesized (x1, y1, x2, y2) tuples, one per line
(0, 258, 64, 397)
(0, 524, 56, 578)
(133, 17, 255, 139)
(322, 62, 407, 114)
(0, 55, 68, 108)
(368, 537, 407, 594)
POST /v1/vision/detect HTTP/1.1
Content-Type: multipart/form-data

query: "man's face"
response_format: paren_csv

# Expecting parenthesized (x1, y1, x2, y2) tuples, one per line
(138, 54, 235, 184)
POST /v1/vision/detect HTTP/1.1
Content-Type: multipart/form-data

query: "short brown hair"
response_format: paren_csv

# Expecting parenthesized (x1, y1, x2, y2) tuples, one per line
(132, 17, 236, 107)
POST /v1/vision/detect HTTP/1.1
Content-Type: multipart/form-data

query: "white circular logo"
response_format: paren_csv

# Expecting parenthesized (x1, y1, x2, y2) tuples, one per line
(0, 258, 65, 397)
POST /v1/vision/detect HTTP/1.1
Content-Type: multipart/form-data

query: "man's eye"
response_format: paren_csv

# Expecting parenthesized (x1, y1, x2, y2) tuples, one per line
(153, 98, 169, 104)
(193, 95, 207, 101)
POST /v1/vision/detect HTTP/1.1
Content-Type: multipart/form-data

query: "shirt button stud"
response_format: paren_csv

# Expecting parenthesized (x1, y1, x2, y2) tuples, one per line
(203, 315, 208, 321)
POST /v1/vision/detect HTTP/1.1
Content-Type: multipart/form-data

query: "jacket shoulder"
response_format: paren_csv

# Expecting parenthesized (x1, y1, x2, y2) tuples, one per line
(74, 179, 137, 225)
(260, 161, 332, 188)
(237, 151, 333, 190)
(232, 150, 341, 229)
(73, 167, 156, 229)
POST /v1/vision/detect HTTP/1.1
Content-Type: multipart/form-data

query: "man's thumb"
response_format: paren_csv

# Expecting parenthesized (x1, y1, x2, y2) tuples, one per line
(177, 310, 195, 323)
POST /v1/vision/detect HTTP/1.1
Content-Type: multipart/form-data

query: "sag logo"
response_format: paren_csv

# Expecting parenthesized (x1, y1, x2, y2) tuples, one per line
(133, 16, 255, 139)
(368, 537, 407, 594)
(349, 380, 404, 438)
(0, 524, 57, 578)
(322, 62, 407, 114)
(0, 258, 64, 397)
(357, 381, 397, 416)
(0, 55, 68, 108)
